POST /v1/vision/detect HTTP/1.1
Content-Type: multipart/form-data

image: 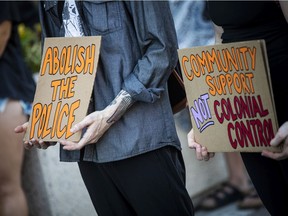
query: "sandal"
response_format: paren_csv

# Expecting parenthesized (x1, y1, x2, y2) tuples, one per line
(196, 182, 244, 211)
(237, 188, 263, 209)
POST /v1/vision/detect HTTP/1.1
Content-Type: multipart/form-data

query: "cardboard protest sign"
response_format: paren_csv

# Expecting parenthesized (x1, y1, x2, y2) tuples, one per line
(178, 40, 279, 152)
(25, 36, 101, 142)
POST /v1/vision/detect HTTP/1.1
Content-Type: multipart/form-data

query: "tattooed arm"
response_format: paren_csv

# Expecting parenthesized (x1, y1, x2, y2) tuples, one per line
(59, 90, 134, 150)
(106, 90, 134, 123)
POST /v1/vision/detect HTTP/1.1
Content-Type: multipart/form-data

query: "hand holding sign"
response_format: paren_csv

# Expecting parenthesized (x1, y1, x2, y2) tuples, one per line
(23, 36, 101, 144)
(187, 128, 215, 161)
(262, 122, 288, 160)
(60, 89, 134, 150)
(14, 122, 56, 149)
(60, 105, 116, 150)
(178, 40, 279, 152)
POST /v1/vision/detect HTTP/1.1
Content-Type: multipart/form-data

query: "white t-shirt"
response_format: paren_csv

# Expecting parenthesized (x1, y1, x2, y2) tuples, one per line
(62, 0, 84, 37)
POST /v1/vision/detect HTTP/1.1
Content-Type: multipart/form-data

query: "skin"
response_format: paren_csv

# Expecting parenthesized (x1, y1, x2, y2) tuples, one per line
(189, 2, 288, 161)
(187, 128, 215, 161)
(187, 122, 288, 161)
(0, 100, 28, 216)
(15, 90, 134, 151)
(260, 1, 288, 161)
(0, 21, 11, 57)
(188, 1, 288, 209)
(262, 121, 288, 160)
(279, 1, 288, 23)
(0, 19, 28, 216)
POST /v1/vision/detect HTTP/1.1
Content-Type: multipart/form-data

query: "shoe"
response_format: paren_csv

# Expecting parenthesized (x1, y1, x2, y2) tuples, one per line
(196, 182, 244, 211)
(237, 188, 263, 209)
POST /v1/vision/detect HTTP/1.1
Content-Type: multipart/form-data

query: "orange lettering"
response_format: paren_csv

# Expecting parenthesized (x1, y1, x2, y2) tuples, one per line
(56, 103, 69, 138)
(51, 79, 61, 101)
(65, 100, 80, 139)
(84, 44, 95, 75)
(41, 47, 53, 76)
(51, 101, 62, 138)
(75, 46, 85, 73)
(29, 103, 42, 139)
(53, 47, 59, 75)
(182, 56, 193, 81)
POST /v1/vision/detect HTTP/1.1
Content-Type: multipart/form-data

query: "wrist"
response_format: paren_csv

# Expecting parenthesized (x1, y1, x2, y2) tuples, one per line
(106, 90, 134, 124)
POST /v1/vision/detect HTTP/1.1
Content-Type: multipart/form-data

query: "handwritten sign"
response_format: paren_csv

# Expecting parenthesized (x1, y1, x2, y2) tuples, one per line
(178, 40, 279, 152)
(25, 36, 101, 142)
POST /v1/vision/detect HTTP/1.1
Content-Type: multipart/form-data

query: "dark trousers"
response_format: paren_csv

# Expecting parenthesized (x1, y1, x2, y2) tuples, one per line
(241, 153, 288, 216)
(78, 146, 194, 216)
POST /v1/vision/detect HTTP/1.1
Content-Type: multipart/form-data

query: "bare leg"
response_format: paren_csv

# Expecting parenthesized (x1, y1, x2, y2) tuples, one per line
(227, 153, 263, 209)
(0, 100, 28, 216)
(226, 152, 250, 192)
(198, 152, 262, 210)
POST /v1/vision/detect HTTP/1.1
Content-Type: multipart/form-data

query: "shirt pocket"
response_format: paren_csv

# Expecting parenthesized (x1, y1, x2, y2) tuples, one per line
(82, 1, 122, 35)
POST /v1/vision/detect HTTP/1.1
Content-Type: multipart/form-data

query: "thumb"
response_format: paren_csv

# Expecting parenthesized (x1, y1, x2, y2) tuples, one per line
(14, 122, 29, 133)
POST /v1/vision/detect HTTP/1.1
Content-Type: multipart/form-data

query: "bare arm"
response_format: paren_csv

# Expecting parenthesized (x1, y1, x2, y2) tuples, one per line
(279, 1, 288, 23)
(0, 21, 12, 57)
(213, 24, 223, 44)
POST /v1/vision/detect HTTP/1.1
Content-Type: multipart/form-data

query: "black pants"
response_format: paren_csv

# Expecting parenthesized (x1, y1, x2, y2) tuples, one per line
(78, 146, 194, 216)
(241, 153, 288, 216)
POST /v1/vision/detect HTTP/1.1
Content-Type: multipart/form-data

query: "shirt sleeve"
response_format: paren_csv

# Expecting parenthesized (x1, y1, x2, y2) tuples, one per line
(122, 1, 179, 103)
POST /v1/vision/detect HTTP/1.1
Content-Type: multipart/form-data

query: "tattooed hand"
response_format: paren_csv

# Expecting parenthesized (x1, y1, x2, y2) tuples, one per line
(60, 90, 134, 150)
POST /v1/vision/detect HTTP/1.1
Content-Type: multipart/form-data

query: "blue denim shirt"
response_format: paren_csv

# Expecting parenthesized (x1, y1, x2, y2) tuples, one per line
(39, 1, 181, 163)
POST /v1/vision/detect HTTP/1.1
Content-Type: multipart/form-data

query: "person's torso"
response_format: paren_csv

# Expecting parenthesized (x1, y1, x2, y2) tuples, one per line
(40, 0, 181, 162)
(207, 1, 288, 124)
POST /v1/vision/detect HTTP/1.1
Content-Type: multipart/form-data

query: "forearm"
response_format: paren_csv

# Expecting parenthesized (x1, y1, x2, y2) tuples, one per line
(0, 20, 12, 57)
(213, 24, 223, 44)
(106, 90, 134, 124)
(279, 1, 288, 23)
